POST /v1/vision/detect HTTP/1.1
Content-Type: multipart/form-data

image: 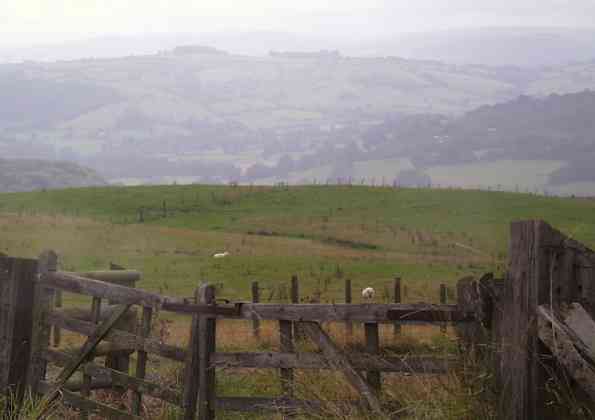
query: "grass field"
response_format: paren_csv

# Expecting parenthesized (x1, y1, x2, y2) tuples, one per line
(2, 185, 594, 418)
(2, 184, 595, 300)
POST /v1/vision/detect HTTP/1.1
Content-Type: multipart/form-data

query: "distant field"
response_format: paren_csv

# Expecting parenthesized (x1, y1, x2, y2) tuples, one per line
(1, 185, 595, 302)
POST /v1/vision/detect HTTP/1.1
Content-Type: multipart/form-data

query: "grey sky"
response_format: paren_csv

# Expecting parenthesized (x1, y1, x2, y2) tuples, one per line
(2, 0, 594, 48)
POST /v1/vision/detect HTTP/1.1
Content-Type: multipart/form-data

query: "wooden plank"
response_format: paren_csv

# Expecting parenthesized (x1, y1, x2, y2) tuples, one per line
(212, 352, 454, 373)
(26, 251, 56, 394)
(46, 304, 133, 402)
(43, 349, 181, 406)
(42, 271, 163, 307)
(236, 303, 471, 323)
(393, 277, 402, 338)
(300, 321, 385, 416)
(38, 381, 140, 420)
(46, 312, 186, 361)
(42, 272, 238, 316)
(364, 323, 381, 394)
(537, 304, 595, 399)
(251, 281, 260, 339)
(72, 270, 141, 287)
(197, 284, 217, 420)
(182, 286, 202, 420)
(132, 306, 153, 415)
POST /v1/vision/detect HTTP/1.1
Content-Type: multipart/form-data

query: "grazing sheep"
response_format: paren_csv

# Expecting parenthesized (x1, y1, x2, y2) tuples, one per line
(213, 251, 230, 258)
(362, 287, 375, 300)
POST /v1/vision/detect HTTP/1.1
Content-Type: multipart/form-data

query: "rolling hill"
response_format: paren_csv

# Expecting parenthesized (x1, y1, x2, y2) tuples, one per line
(1, 45, 594, 191)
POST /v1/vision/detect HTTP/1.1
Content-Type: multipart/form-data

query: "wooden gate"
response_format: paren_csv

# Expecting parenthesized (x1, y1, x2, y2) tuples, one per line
(26, 251, 241, 419)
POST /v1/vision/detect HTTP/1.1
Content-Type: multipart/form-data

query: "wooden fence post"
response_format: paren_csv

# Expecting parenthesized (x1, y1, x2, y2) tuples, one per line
(26, 251, 57, 395)
(132, 306, 153, 415)
(393, 277, 402, 338)
(182, 286, 202, 420)
(365, 323, 381, 394)
(497, 221, 566, 420)
(440, 284, 447, 333)
(345, 279, 353, 342)
(105, 264, 137, 383)
(252, 281, 260, 339)
(197, 284, 216, 420)
(0, 256, 38, 412)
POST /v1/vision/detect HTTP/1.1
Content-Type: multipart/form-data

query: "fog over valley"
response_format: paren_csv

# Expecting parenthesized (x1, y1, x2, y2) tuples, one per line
(1, 2, 595, 195)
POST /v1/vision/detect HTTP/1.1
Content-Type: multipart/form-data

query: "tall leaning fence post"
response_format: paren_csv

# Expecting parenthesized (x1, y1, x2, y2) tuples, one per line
(496, 221, 566, 420)
(26, 251, 57, 395)
(0, 255, 38, 413)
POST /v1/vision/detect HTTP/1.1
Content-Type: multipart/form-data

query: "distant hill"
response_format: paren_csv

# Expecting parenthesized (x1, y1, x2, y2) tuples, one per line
(0, 159, 107, 192)
(1, 44, 594, 189)
(362, 90, 595, 163)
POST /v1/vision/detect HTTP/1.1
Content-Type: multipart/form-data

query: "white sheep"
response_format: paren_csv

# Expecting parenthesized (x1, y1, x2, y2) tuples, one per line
(361, 287, 375, 300)
(213, 251, 230, 258)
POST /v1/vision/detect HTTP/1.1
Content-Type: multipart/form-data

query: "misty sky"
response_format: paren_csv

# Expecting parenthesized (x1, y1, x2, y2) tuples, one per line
(2, 0, 595, 48)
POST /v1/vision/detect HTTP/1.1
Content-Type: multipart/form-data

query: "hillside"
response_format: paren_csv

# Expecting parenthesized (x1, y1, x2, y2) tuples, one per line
(1, 184, 595, 300)
(1, 48, 594, 189)
(0, 159, 107, 192)
(249, 90, 595, 196)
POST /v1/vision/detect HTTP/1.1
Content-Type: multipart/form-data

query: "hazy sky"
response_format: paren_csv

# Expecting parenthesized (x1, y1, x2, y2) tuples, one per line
(2, 0, 595, 48)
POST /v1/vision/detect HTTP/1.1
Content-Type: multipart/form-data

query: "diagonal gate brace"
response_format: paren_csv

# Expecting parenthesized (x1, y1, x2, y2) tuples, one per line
(299, 321, 386, 417)
(43, 304, 133, 405)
